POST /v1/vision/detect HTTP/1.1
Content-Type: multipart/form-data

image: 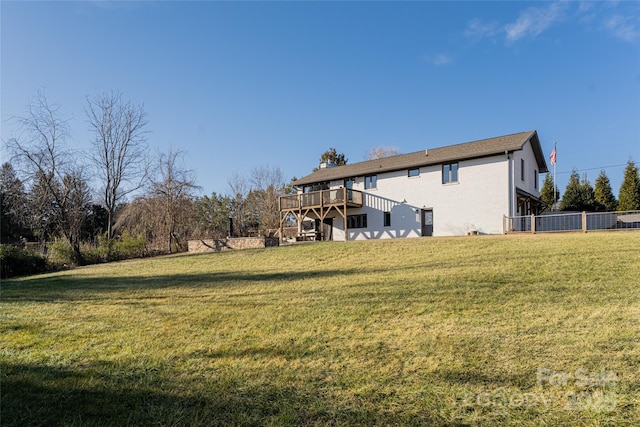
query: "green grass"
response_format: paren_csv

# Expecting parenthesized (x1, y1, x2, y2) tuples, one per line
(2, 232, 639, 426)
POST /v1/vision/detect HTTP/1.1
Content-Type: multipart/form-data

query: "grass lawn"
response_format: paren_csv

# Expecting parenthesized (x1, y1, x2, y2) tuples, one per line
(1, 232, 639, 426)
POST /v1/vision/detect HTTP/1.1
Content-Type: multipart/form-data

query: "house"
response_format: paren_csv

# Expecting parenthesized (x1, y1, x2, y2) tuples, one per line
(279, 130, 549, 241)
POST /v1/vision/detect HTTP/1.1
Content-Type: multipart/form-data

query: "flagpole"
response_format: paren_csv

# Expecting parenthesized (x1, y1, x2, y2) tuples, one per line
(553, 141, 557, 211)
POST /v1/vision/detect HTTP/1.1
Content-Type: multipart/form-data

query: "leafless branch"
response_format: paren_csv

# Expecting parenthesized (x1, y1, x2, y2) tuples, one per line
(86, 90, 149, 238)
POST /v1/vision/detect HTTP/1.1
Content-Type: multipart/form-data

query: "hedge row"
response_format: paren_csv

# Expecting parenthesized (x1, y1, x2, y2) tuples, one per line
(0, 245, 49, 279)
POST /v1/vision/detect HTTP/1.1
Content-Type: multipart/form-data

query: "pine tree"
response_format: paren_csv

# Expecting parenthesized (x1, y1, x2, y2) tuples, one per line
(560, 170, 597, 211)
(313, 148, 348, 172)
(0, 162, 31, 243)
(559, 170, 582, 211)
(594, 170, 617, 211)
(539, 173, 560, 212)
(579, 174, 597, 212)
(618, 159, 640, 211)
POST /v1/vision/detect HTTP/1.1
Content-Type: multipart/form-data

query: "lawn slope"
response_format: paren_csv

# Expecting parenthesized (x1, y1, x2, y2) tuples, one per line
(2, 232, 639, 426)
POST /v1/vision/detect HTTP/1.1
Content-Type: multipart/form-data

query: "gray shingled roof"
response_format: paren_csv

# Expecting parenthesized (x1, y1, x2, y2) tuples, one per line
(294, 130, 548, 186)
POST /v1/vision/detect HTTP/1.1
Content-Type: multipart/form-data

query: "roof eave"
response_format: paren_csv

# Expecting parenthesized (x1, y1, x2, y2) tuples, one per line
(525, 131, 549, 174)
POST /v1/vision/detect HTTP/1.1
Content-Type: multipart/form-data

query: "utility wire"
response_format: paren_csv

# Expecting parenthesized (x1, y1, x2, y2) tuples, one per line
(556, 164, 627, 175)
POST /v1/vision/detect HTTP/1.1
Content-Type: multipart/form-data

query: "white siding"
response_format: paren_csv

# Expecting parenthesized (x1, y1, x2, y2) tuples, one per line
(299, 140, 541, 240)
(514, 141, 542, 196)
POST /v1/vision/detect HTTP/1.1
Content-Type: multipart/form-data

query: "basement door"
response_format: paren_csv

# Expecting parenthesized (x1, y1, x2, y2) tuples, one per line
(421, 209, 433, 237)
(314, 218, 333, 241)
(322, 217, 333, 241)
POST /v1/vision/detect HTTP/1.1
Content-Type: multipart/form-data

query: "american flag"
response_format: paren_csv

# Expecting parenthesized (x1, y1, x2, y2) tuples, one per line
(550, 146, 556, 165)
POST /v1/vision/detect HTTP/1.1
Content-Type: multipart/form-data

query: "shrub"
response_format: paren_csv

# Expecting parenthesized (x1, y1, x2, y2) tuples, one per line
(0, 245, 48, 278)
(81, 245, 105, 265)
(113, 231, 146, 260)
(48, 239, 76, 267)
(82, 232, 147, 264)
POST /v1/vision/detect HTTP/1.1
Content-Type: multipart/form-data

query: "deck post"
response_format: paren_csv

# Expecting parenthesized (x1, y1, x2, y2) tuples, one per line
(531, 214, 536, 234)
(342, 187, 347, 241)
(297, 194, 302, 237)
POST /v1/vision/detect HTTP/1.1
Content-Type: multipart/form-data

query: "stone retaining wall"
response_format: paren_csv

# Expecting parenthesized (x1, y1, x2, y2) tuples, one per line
(188, 237, 279, 253)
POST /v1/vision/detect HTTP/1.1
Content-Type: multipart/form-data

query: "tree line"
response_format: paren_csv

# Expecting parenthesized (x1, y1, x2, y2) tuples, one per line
(3, 91, 639, 270)
(539, 161, 640, 212)
(1, 91, 292, 267)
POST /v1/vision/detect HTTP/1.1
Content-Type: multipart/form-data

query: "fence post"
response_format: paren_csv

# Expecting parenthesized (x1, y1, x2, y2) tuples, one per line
(582, 211, 587, 233)
(531, 214, 536, 234)
(503, 215, 507, 234)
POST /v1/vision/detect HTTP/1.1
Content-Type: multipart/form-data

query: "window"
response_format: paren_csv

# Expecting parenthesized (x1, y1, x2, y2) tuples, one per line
(344, 178, 355, 189)
(442, 163, 458, 184)
(534, 170, 539, 189)
(364, 175, 377, 189)
(408, 168, 420, 177)
(384, 211, 391, 227)
(521, 159, 525, 182)
(303, 182, 329, 193)
(347, 214, 367, 229)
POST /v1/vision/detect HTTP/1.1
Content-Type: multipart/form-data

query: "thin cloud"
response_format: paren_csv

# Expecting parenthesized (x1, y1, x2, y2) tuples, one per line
(433, 54, 452, 66)
(576, 1, 597, 24)
(466, 1, 639, 45)
(603, 15, 639, 42)
(424, 53, 453, 66)
(504, 2, 568, 42)
(577, 2, 594, 14)
(464, 17, 500, 40)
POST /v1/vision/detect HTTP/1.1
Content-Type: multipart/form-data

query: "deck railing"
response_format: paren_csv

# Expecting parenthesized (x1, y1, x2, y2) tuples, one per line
(504, 210, 640, 233)
(279, 188, 363, 211)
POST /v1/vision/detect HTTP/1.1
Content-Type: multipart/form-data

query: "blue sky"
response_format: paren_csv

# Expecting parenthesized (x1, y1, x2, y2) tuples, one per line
(2, 1, 639, 198)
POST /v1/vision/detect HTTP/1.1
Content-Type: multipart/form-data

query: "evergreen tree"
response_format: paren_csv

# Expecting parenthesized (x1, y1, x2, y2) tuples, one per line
(193, 192, 232, 238)
(559, 170, 581, 211)
(618, 159, 640, 211)
(560, 170, 597, 211)
(539, 173, 560, 212)
(594, 170, 617, 211)
(313, 148, 348, 171)
(579, 174, 597, 212)
(0, 162, 32, 243)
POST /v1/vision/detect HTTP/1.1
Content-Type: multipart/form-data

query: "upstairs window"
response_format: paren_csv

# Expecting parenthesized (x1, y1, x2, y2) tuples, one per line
(303, 182, 329, 193)
(442, 163, 458, 184)
(344, 178, 355, 189)
(364, 175, 377, 189)
(534, 170, 539, 189)
(521, 159, 525, 182)
(408, 168, 420, 177)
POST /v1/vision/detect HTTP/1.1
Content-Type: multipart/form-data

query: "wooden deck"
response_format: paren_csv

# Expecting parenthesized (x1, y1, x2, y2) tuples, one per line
(278, 188, 363, 241)
(279, 188, 363, 211)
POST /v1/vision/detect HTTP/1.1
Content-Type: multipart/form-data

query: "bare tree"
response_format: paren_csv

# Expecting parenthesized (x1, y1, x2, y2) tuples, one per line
(7, 91, 91, 264)
(60, 170, 93, 249)
(367, 146, 400, 160)
(114, 197, 155, 250)
(249, 165, 286, 192)
(227, 171, 248, 236)
(249, 165, 287, 235)
(150, 149, 199, 253)
(86, 91, 149, 240)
